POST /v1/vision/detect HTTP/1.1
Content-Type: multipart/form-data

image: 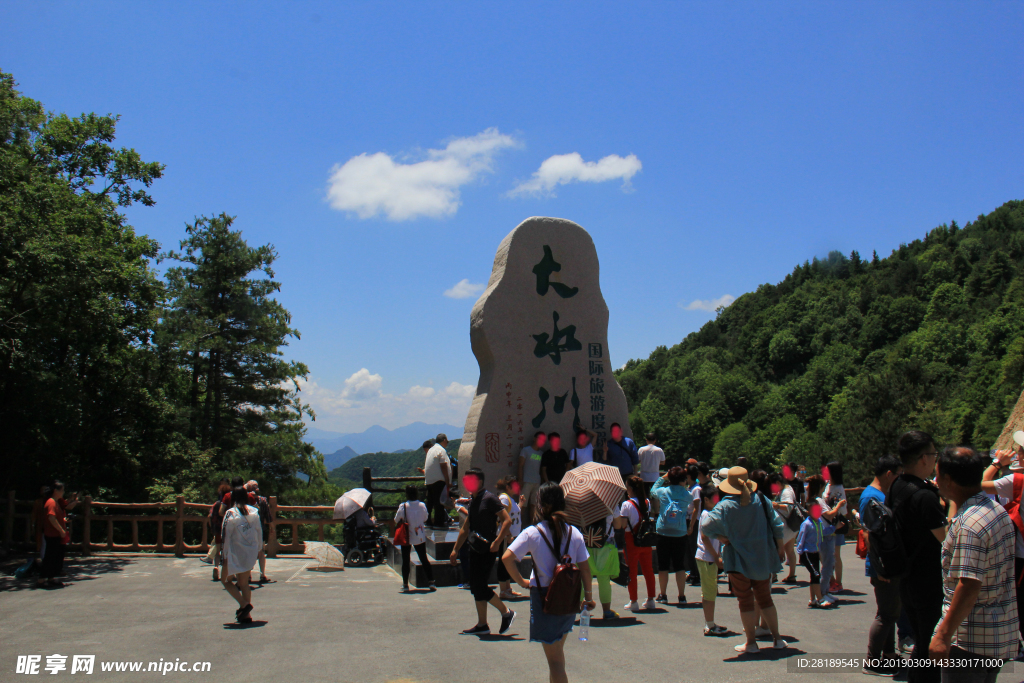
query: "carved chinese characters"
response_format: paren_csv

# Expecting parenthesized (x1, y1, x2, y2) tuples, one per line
(458, 217, 633, 486)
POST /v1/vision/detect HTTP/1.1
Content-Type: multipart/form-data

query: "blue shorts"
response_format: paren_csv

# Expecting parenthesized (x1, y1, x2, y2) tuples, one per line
(530, 586, 575, 645)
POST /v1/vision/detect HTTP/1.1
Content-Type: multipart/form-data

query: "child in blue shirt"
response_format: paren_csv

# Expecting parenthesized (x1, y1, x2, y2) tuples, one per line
(796, 514, 835, 608)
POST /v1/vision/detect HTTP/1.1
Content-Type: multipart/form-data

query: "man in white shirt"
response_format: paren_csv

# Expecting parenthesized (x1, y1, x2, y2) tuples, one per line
(981, 431, 1024, 646)
(637, 433, 666, 497)
(419, 435, 452, 528)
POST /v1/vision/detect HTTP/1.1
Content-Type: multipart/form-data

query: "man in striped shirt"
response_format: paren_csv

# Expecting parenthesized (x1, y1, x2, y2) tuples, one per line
(930, 446, 1019, 682)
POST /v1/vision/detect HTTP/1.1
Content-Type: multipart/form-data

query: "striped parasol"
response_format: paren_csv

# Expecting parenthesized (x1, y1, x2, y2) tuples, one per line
(559, 462, 626, 528)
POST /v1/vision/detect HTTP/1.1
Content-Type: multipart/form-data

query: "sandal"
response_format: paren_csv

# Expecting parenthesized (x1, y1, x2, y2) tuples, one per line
(259, 575, 276, 584)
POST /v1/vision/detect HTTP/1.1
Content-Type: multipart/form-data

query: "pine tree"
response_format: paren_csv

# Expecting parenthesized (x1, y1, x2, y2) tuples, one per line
(159, 214, 323, 489)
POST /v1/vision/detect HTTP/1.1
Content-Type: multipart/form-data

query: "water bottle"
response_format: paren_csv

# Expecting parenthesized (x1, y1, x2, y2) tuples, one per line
(578, 608, 591, 642)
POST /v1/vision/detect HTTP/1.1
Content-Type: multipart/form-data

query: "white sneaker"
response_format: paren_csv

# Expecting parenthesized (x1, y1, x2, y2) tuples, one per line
(734, 642, 759, 654)
(754, 626, 772, 638)
(773, 638, 788, 650)
(641, 597, 657, 610)
(624, 600, 640, 612)
(820, 595, 838, 607)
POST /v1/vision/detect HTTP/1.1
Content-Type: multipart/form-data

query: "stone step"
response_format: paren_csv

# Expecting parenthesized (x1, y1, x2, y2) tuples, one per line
(383, 537, 535, 588)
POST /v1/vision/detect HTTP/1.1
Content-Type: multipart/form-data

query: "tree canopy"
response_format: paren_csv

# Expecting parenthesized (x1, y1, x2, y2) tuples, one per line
(616, 202, 1024, 485)
(1, 70, 326, 503)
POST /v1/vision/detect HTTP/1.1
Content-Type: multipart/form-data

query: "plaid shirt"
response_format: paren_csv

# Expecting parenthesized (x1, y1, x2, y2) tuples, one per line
(939, 493, 1019, 659)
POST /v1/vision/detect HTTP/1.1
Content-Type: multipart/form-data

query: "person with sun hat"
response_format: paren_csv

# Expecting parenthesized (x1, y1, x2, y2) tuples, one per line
(700, 466, 788, 655)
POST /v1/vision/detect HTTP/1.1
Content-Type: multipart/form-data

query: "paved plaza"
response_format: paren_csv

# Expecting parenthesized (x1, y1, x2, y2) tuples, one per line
(0, 553, 1016, 682)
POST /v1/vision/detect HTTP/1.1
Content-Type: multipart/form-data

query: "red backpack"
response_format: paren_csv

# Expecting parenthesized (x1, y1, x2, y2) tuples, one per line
(537, 524, 583, 616)
(1003, 474, 1024, 538)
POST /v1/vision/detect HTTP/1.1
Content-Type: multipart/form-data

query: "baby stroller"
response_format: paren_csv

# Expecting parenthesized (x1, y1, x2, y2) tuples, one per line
(342, 513, 385, 566)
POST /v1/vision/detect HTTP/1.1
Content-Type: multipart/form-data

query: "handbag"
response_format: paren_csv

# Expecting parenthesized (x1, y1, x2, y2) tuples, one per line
(832, 512, 850, 537)
(781, 495, 807, 532)
(538, 524, 583, 616)
(826, 488, 850, 536)
(394, 503, 410, 547)
(467, 531, 492, 554)
(855, 528, 869, 559)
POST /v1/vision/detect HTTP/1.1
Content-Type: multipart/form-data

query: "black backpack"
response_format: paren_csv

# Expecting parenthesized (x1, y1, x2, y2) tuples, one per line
(862, 497, 909, 579)
(627, 500, 658, 548)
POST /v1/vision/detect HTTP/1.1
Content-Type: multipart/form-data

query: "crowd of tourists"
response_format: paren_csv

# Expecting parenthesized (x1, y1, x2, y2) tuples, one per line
(24, 425, 1024, 683)
(410, 426, 1024, 683)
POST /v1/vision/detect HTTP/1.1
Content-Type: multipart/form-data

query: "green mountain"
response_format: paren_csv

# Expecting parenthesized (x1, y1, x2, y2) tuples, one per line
(616, 200, 1024, 486)
(328, 439, 462, 484)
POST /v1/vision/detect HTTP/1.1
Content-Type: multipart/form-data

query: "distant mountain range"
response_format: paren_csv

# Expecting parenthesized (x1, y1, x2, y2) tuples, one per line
(322, 446, 361, 472)
(328, 440, 462, 484)
(304, 421, 463, 461)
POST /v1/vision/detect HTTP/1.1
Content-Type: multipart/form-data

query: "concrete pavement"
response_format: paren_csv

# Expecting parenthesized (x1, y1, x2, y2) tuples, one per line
(0, 553, 1006, 682)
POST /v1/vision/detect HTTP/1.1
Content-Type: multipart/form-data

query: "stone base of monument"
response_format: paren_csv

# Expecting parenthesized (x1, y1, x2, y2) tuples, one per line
(382, 529, 533, 588)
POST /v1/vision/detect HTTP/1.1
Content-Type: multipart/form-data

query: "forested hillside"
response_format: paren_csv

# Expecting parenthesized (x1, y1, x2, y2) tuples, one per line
(616, 201, 1024, 485)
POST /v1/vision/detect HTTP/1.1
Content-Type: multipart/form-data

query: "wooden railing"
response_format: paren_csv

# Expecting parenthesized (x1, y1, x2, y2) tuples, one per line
(1, 468, 432, 558)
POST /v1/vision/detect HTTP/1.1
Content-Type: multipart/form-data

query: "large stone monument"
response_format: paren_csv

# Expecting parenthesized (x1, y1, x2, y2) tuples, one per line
(458, 217, 632, 486)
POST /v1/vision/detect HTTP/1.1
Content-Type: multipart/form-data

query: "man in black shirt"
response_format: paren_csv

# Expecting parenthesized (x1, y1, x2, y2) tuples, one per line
(887, 431, 947, 683)
(540, 432, 571, 485)
(450, 467, 515, 636)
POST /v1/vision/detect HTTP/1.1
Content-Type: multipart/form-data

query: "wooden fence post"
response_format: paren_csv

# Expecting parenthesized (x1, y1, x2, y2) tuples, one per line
(81, 496, 92, 556)
(267, 496, 278, 557)
(174, 495, 185, 557)
(362, 467, 373, 491)
(4, 491, 14, 550)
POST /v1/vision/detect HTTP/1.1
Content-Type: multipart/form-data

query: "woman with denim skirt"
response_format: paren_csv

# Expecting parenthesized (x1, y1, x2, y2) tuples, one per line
(503, 482, 596, 683)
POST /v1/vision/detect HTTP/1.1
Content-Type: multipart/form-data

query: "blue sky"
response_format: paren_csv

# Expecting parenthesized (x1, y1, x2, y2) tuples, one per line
(4, 2, 1022, 433)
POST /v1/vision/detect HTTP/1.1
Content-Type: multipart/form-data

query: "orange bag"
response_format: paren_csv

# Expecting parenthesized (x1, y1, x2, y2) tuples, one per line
(855, 528, 868, 559)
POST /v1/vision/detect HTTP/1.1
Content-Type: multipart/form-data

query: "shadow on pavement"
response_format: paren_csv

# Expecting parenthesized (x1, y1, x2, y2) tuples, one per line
(1, 556, 135, 593)
(590, 617, 645, 628)
(723, 647, 807, 662)
(475, 634, 525, 642)
(755, 634, 801, 644)
(223, 620, 268, 629)
(834, 598, 866, 606)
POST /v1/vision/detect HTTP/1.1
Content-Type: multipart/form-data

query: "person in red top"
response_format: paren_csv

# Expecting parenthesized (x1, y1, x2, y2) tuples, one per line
(38, 481, 74, 588)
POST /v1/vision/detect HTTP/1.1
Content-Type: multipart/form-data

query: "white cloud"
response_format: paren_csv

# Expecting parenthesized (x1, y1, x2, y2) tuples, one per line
(681, 294, 736, 312)
(296, 373, 477, 433)
(326, 128, 518, 221)
(443, 279, 486, 299)
(341, 368, 383, 400)
(510, 152, 642, 197)
(407, 385, 435, 399)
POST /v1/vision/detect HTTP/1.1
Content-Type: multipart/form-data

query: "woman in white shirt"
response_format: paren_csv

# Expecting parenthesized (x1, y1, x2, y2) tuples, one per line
(394, 486, 435, 592)
(221, 487, 262, 624)
(824, 462, 847, 592)
(614, 475, 657, 612)
(503, 482, 595, 682)
(496, 476, 524, 599)
(769, 472, 799, 583)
